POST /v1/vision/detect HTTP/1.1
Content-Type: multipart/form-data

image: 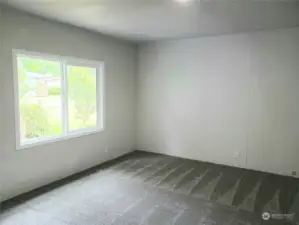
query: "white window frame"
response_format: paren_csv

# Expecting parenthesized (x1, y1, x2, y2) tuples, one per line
(13, 49, 105, 150)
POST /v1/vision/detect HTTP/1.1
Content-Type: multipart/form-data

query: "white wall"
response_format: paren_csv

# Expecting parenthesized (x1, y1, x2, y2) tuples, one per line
(0, 6, 136, 201)
(137, 27, 299, 177)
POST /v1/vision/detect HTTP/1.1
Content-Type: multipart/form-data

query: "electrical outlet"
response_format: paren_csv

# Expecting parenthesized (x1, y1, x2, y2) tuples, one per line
(292, 171, 296, 176)
(233, 151, 240, 159)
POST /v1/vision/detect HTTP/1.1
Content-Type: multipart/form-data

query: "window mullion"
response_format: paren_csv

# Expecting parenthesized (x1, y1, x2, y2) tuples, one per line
(97, 66, 104, 130)
(61, 61, 69, 135)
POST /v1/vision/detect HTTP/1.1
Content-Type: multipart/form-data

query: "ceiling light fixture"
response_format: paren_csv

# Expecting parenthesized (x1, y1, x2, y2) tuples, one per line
(175, 0, 193, 5)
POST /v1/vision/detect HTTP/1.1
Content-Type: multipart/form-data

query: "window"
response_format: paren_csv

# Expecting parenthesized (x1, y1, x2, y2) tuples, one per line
(13, 50, 104, 149)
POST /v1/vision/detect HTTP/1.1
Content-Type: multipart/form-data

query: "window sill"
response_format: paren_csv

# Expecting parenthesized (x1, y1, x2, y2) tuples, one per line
(17, 128, 104, 150)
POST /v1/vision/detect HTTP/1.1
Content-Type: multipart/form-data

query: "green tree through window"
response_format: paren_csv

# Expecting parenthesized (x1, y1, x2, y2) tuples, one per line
(67, 65, 97, 131)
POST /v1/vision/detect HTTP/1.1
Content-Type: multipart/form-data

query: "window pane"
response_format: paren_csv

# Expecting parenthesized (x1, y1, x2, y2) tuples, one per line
(17, 55, 62, 143)
(67, 65, 97, 131)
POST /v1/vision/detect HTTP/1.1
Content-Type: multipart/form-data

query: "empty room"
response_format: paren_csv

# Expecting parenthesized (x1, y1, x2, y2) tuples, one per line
(1, 0, 299, 224)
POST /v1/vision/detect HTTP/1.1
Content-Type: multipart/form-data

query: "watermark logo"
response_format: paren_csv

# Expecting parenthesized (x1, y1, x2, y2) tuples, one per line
(262, 212, 294, 221)
(262, 212, 271, 220)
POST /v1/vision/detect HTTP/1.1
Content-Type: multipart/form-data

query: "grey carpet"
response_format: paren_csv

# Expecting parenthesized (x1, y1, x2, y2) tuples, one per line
(1, 151, 299, 225)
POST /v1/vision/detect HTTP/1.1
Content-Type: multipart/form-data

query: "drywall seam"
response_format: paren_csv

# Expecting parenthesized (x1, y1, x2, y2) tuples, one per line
(245, 33, 252, 166)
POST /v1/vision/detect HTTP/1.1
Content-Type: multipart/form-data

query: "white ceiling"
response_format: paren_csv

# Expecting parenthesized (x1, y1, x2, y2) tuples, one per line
(1, 0, 299, 42)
